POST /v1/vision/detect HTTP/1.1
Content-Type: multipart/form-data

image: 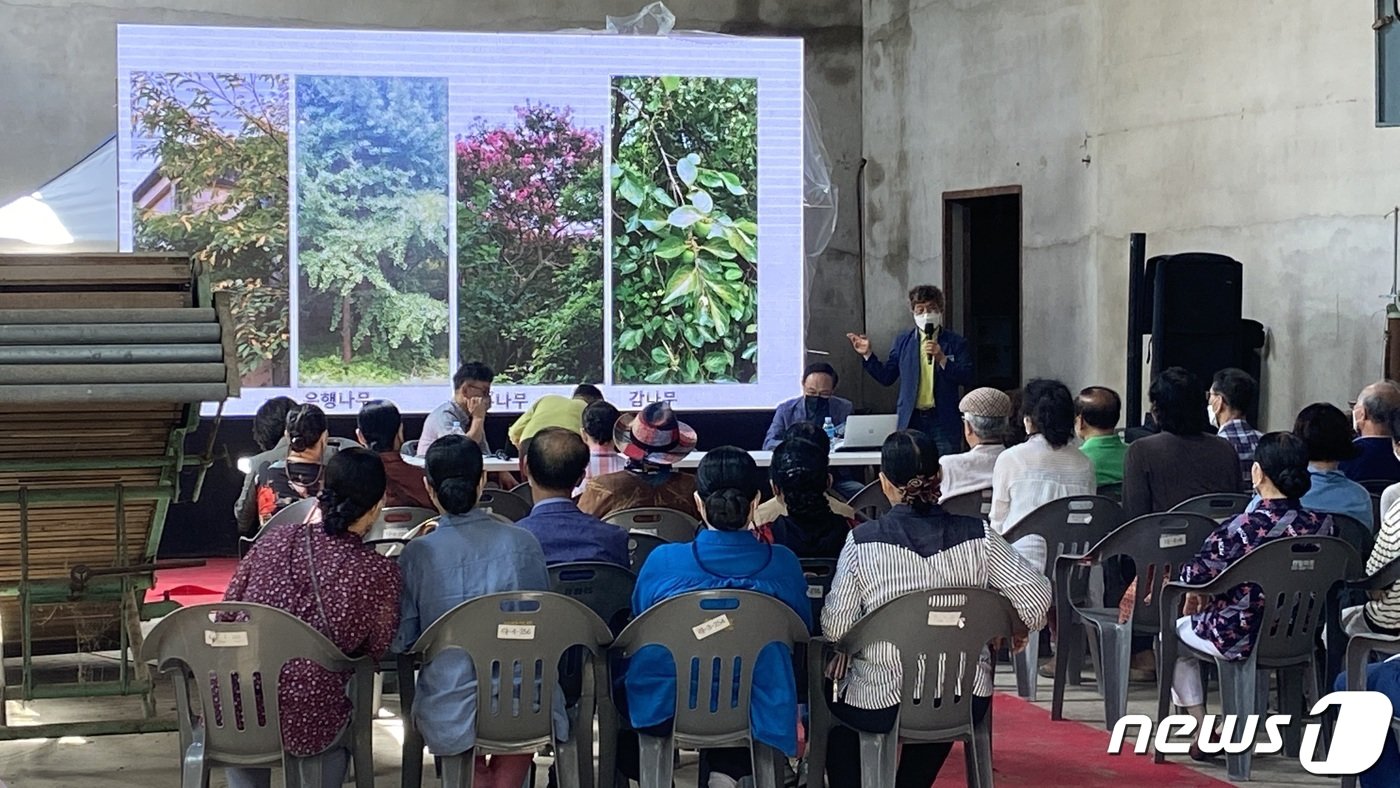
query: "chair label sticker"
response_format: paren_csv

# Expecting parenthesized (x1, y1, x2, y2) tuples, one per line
(497, 624, 536, 640)
(634, 528, 658, 537)
(927, 612, 966, 628)
(807, 585, 824, 599)
(384, 527, 409, 539)
(204, 630, 248, 647)
(1291, 559, 1316, 571)
(1159, 534, 1188, 549)
(693, 614, 733, 640)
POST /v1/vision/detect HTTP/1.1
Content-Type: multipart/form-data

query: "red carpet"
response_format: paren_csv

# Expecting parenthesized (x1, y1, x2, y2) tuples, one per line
(145, 557, 238, 607)
(935, 693, 1230, 786)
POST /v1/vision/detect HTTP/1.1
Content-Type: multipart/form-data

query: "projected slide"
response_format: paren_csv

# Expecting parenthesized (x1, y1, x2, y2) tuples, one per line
(117, 25, 804, 416)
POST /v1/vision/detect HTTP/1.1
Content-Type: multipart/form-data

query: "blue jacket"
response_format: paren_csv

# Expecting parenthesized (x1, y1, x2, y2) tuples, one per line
(516, 498, 630, 567)
(1341, 437, 1400, 484)
(624, 529, 813, 755)
(762, 395, 855, 450)
(861, 327, 973, 431)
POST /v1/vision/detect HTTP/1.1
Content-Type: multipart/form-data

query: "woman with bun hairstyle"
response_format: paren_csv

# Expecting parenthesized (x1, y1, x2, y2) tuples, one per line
(1170, 431, 1333, 755)
(223, 447, 401, 788)
(253, 403, 331, 527)
(621, 446, 812, 786)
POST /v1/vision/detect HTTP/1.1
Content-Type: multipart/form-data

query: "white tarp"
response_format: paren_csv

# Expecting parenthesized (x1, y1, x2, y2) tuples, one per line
(0, 136, 118, 253)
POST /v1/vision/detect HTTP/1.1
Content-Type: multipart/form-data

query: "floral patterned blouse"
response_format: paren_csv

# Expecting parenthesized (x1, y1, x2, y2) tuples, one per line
(223, 512, 402, 755)
(1179, 498, 1332, 661)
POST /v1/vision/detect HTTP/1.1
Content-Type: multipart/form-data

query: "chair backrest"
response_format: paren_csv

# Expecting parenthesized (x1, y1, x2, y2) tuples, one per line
(142, 602, 364, 762)
(604, 507, 699, 543)
(259, 497, 318, 537)
(1085, 512, 1218, 634)
(510, 482, 534, 505)
(477, 489, 531, 522)
(401, 440, 420, 459)
(627, 532, 668, 572)
(411, 591, 612, 749)
(1170, 492, 1251, 522)
(800, 558, 839, 623)
(366, 506, 438, 541)
(1097, 483, 1123, 504)
(548, 561, 636, 634)
(1331, 514, 1375, 566)
(613, 589, 810, 746)
(1372, 493, 1384, 531)
(848, 481, 891, 523)
(1360, 479, 1395, 496)
(939, 488, 992, 520)
(1000, 495, 1125, 575)
(836, 588, 1015, 739)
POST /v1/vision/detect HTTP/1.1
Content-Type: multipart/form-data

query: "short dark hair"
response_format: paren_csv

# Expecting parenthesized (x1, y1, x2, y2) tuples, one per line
(357, 400, 401, 453)
(880, 430, 940, 514)
(695, 446, 761, 531)
(526, 427, 590, 490)
(1149, 367, 1208, 436)
(424, 434, 485, 514)
(1211, 368, 1258, 415)
(317, 447, 386, 536)
(1076, 386, 1122, 431)
(803, 362, 838, 387)
(1023, 378, 1076, 448)
(452, 361, 494, 391)
(253, 396, 297, 452)
(572, 384, 604, 403)
(581, 400, 620, 444)
(907, 284, 944, 310)
(285, 404, 328, 453)
(1293, 402, 1360, 463)
(1254, 432, 1312, 499)
(770, 438, 832, 521)
(783, 420, 831, 454)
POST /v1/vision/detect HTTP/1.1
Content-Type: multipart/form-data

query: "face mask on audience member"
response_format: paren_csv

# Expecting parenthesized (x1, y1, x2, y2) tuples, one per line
(805, 395, 830, 420)
(1207, 404, 1218, 429)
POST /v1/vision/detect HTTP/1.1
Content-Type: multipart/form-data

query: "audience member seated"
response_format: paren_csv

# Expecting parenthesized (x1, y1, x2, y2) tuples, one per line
(1340, 405, 1400, 638)
(507, 383, 603, 457)
(250, 404, 330, 529)
(1169, 432, 1332, 759)
(938, 387, 1011, 499)
(577, 400, 626, 496)
(418, 360, 494, 456)
(1123, 367, 1239, 519)
(754, 421, 857, 522)
(1005, 387, 1028, 446)
(1208, 368, 1264, 491)
(821, 429, 1051, 786)
(756, 438, 856, 559)
(577, 402, 700, 520)
(620, 447, 811, 785)
(234, 395, 297, 535)
(516, 427, 628, 566)
(356, 399, 433, 510)
(1343, 380, 1400, 483)
(1332, 655, 1400, 787)
(1076, 386, 1127, 488)
(762, 362, 853, 450)
(1248, 403, 1372, 529)
(393, 435, 555, 788)
(990, 378, 1096, 568)
(222, 448, 401, 788)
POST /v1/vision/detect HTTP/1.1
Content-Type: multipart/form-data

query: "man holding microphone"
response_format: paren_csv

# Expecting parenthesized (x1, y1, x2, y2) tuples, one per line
(847, 284, 973, 455)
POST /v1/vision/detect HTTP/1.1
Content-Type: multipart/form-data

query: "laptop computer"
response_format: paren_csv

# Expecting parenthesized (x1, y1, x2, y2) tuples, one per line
(833, 414, 899, 451)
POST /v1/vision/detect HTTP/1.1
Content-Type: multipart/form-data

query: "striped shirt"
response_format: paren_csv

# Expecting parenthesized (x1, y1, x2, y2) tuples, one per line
(1367, 495, 1400, 632)
(574, 444, 629, 497)
(821, 504, 1052, 708)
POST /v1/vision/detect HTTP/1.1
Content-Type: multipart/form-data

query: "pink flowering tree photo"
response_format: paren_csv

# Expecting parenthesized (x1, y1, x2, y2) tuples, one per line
(455, 103, 603, 383)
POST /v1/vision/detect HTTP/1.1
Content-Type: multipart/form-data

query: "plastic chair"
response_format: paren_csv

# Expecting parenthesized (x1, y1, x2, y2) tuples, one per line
(1373, 492, 1384, 531)
(1049, 512, 1217, 729)
(627, 532, 667, 573)
(1169, 492, 1251, 522)
(238, 497, 318, 556)
(611, 589, 810, 788)
(939, 488, 992, 521)
(1001, 495, 1125, 700)
(1096, 483, 1123, 504)
(402, 591, 614, 788)
(800, 558, 838, 624)
(604, 507, 699, 543)
(477, 488, 531, 522)
(141, 602, 375, 788)
(1324, 555, 1398, 688)
(1155, 536, 1357, 781)
(549, 562, 636, 635)
(1332, 513, 1375, 564)
(1341, 628, 1400, 788)
(363, 506, 439, 556)
(1360, 479, 1395, 496)
(805, 588, 1018, 788)
(402, 440, 420, 459)
(847, 481, 891, 523)
(511, 482, 534, 505)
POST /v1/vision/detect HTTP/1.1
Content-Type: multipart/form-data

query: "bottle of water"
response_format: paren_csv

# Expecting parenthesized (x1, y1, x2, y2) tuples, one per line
(823, 417, 837, 441)
(449, 419, 465, 437)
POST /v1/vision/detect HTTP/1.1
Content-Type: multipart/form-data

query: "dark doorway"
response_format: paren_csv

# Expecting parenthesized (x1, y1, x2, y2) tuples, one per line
(943, 187, 1022, 392)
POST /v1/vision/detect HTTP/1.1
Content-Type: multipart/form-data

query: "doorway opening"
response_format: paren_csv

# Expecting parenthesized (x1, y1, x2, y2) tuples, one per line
(943, 186, 1022, 392)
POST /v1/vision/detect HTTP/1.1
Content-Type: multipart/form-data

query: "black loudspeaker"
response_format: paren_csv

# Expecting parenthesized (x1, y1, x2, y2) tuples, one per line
(1145, 253, 1244, 389)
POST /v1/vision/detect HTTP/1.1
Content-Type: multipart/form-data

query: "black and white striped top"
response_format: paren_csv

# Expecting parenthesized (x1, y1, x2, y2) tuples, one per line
(821, 503, 1052, 708)
(1367, 495, 1400, 632)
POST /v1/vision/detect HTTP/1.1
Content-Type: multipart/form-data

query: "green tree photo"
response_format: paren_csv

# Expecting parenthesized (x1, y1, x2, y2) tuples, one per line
(295, 75, 450, 386)
(610, 76, 759, 385)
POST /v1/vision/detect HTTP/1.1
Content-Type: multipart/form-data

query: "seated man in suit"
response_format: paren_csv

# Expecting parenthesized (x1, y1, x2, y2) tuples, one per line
(762, 362, 853, 450)
(516, 427, 629, 566)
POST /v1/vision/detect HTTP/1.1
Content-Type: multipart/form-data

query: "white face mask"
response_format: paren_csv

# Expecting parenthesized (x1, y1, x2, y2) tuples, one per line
(1207, 405, 1219, 429)
(914, 312, 942, 331)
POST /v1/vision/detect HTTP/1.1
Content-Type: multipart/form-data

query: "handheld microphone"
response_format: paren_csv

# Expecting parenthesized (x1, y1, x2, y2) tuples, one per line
(924, 323, 939, 362)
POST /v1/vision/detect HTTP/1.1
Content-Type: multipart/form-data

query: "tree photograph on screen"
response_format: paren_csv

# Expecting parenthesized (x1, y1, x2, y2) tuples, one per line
(130, 72, 291, 388)
(610, 75, 759, 385)
(295, 75, 450, 386)
(455, 103, 604, 384)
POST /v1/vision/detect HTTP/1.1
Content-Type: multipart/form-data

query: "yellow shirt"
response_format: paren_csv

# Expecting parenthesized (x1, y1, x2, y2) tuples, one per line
(916, 344, 936, 409)
(507, 395, 586, 447)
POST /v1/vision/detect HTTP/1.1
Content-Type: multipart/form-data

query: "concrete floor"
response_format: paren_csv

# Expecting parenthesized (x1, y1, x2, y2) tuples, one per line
(0, 651, 1337, 787)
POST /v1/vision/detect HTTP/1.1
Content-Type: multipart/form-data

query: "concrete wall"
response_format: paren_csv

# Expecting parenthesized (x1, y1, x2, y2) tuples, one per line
(0, 0, 864, 396)
(863, 0, 1395, 427)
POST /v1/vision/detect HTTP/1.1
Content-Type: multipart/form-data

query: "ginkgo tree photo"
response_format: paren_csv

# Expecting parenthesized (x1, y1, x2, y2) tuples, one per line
(610, 75, 758, 384)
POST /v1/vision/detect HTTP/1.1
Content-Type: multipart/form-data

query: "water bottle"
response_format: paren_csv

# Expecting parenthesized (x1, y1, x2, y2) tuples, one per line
(823, 417, 837, 441)
(449, 419, 465, 437)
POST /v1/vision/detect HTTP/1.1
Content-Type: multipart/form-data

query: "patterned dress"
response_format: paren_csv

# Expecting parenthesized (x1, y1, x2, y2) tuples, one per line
(1179, 498, 1331, 660)
(253, 460, 323, 527)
